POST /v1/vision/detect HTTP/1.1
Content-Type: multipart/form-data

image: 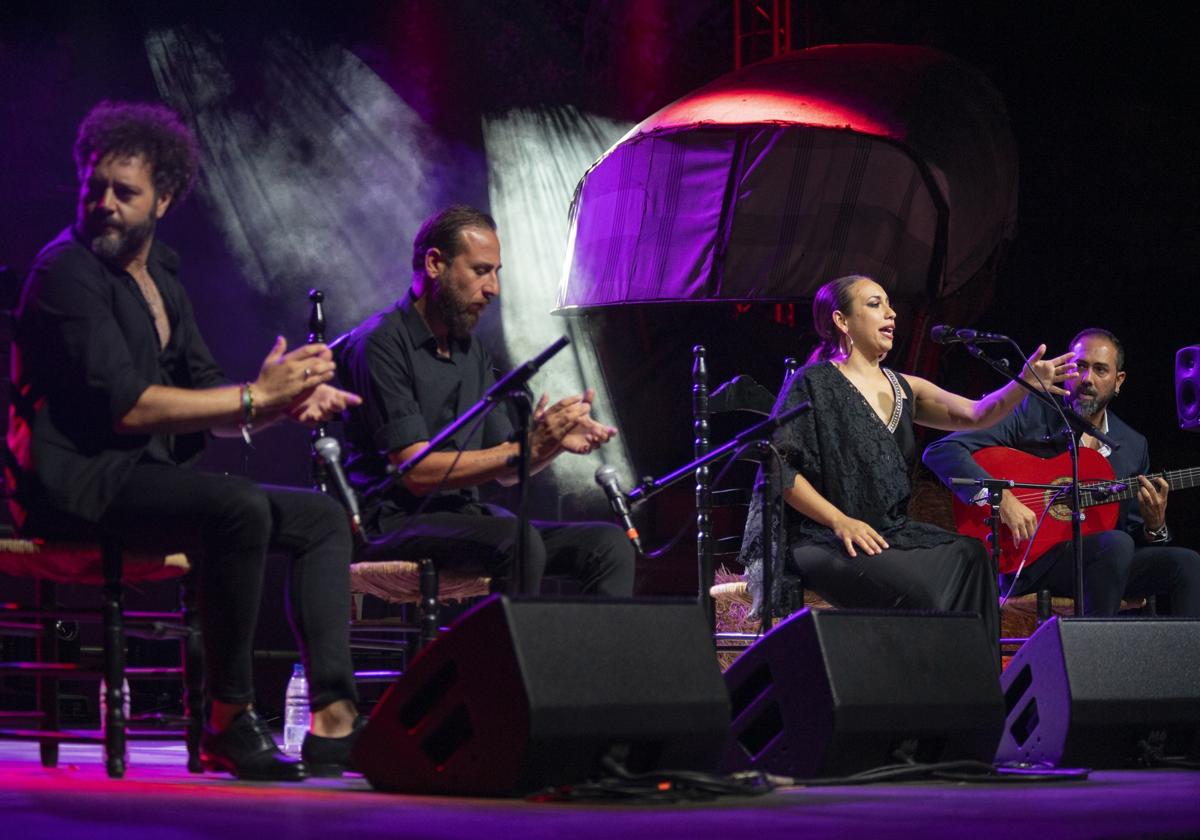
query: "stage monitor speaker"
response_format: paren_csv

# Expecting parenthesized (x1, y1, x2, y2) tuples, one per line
(721, 608, 1004, 778)
(353, 594, 731, 796)
(996, 617, 1200, 768)
(1177, 345, 1200, 431)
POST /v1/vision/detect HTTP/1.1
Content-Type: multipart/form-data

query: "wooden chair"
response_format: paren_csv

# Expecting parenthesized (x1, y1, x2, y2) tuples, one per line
(692, 346, 808, 656)
(0, 267, 201, 778)
(999, 591, 1151, 642)
(0, 534, 202, 777)
(348, 558, 491, 667)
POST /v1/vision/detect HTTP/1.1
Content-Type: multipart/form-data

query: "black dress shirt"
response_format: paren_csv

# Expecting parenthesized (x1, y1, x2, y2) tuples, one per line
(8, 227, 227, 527)
(337, 292, 514, 527)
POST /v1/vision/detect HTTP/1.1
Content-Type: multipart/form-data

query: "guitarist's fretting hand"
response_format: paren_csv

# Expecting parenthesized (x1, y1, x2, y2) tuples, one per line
(1137, 475, 1170, 532)
(999, 490, 1038, 547)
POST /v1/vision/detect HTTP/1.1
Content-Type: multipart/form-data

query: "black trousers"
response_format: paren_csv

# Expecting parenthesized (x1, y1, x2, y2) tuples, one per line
(34, 463, 358, 710)
(1002, 530, 1200, 616)
(363, 502, 636, 597)
(789, 534, 1000, 643)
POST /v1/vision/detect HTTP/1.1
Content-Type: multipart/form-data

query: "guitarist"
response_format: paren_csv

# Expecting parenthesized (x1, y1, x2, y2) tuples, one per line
(923, 328, 1200, 616)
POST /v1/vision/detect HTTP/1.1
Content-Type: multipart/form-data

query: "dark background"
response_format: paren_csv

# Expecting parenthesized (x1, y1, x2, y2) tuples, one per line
(2, 0, 1198, 714)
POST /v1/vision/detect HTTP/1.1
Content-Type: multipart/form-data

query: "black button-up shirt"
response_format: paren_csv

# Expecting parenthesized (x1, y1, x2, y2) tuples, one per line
(8, 227, 228, 528)
(337, 291, 513, 527)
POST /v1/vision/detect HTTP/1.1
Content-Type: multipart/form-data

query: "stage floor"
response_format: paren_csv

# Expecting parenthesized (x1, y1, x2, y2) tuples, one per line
(2, 740, 1199, 840)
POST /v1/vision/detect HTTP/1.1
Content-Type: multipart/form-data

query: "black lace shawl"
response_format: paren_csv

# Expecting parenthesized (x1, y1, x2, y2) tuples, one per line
(741, 361, 959, 615)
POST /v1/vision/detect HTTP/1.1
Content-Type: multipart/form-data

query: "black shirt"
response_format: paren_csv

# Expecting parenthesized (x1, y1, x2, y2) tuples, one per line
(8, 227, 227, 528)
(337, 292, 514, 528)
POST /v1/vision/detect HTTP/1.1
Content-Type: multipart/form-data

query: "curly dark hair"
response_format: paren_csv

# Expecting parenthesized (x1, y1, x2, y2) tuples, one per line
(411, 205, 497, 274)
(73, 100, 200, 207)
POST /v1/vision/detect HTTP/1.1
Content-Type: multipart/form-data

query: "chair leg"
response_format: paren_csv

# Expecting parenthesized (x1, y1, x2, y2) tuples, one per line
(416, 558, 439, 655)
(36, 580, 59, 769)
(1036, 589, 1051, 625)
(781, 576, 806, 617)
(180, 576, 204, 773)
(101, 541, 126, 779)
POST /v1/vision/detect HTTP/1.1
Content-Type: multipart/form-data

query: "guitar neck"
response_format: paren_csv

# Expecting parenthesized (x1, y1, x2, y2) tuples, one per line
(1082, 466, 1200, 507)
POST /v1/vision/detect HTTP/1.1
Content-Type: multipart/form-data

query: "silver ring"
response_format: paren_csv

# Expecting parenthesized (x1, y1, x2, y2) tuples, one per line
(303, 368, 312, 380)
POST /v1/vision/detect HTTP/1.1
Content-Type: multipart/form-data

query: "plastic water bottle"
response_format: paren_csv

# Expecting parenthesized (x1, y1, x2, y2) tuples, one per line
(99, 677, 131, 764)
(282, 663, 310, 756)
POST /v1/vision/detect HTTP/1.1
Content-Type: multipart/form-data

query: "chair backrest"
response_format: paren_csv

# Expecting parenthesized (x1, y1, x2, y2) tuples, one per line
(693, 345, 798, 628)
(0, 267, 22, 534)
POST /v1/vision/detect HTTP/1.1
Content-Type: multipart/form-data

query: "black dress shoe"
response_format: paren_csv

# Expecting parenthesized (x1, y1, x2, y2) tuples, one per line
(301, 715, 368, 777)
(200, 710, 308, 781)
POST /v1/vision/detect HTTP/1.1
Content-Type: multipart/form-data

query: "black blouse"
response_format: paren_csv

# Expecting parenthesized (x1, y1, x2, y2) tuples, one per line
(740, 361, 959, 614)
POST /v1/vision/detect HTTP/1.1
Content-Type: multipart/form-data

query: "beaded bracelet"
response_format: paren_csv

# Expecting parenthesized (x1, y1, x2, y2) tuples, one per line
(239, 383, 256, 445)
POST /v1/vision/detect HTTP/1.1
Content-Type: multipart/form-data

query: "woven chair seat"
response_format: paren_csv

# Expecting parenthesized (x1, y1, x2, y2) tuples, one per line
(1000, 592, 1148, 640)
(710, 579, 835, 611)
(350, 560, 491, 605)
(713, 578, 1148, 642)
(710, 579, 835, 640)
(0, 538, 189, 585)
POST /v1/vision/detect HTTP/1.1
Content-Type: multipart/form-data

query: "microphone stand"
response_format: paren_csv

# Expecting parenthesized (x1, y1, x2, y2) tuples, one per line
(387, 336, 569, 596)
(951, 474, 1062, 643)
(957, 341, 1120, 617)
(307, 289, 330, 496)
(627, 399, 811, 634)
(510, 390, 533, 596)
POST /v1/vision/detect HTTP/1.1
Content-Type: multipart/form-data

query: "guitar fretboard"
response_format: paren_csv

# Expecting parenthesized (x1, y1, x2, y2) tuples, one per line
(1080, 467, 1200, 507)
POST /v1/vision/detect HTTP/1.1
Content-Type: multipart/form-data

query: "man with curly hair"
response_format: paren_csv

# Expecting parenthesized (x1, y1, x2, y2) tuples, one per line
(8, 101, 364, 780)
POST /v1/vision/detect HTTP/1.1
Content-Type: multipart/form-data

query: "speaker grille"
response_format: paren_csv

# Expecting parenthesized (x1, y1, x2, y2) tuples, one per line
(1176, 346, 1200, 429)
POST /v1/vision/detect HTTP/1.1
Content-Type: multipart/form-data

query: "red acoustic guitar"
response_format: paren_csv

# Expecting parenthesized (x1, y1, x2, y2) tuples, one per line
(951, 446, 1200, 574)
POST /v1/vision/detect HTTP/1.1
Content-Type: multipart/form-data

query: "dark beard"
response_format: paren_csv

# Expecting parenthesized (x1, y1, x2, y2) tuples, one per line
(1070, 391, 1108, 419)
(434, 282, 479, 340)
(81, 213, 156, 266)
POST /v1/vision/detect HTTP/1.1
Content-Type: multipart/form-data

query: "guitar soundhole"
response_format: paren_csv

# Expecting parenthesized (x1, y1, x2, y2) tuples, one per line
(1044, 478, 1075, 522)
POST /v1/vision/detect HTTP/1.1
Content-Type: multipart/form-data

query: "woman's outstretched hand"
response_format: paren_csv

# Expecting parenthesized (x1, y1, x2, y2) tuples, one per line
(1021, 343, 1078, 396)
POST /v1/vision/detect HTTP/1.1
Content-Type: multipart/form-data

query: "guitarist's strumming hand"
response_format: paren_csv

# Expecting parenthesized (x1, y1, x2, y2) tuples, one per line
(1137, 475, 1169, 532)
(999, 490, 1038, 547)
(830, 514, 889, 557)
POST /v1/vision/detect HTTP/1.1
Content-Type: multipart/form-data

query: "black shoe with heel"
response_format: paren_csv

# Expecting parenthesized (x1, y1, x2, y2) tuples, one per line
(301, 715, 367, 777)
(200, 709, 308, 781)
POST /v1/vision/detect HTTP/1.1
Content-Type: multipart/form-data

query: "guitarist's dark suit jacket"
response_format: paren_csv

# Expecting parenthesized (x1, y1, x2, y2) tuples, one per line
(923, 395, 1200, 615)
(923, 394, 1149, 537)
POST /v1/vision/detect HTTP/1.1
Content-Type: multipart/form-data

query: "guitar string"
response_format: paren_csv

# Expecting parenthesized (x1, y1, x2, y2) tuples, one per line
(999, 485, 1069, 607)
(967, 464, 1200, 566)
(991, 466, 1200, 509)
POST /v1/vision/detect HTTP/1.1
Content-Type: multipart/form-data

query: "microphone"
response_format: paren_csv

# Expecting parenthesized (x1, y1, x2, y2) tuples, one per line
(594, 464, 643, 555)
(930, 325, 1011, 345)
(314, 437, 362, 535)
